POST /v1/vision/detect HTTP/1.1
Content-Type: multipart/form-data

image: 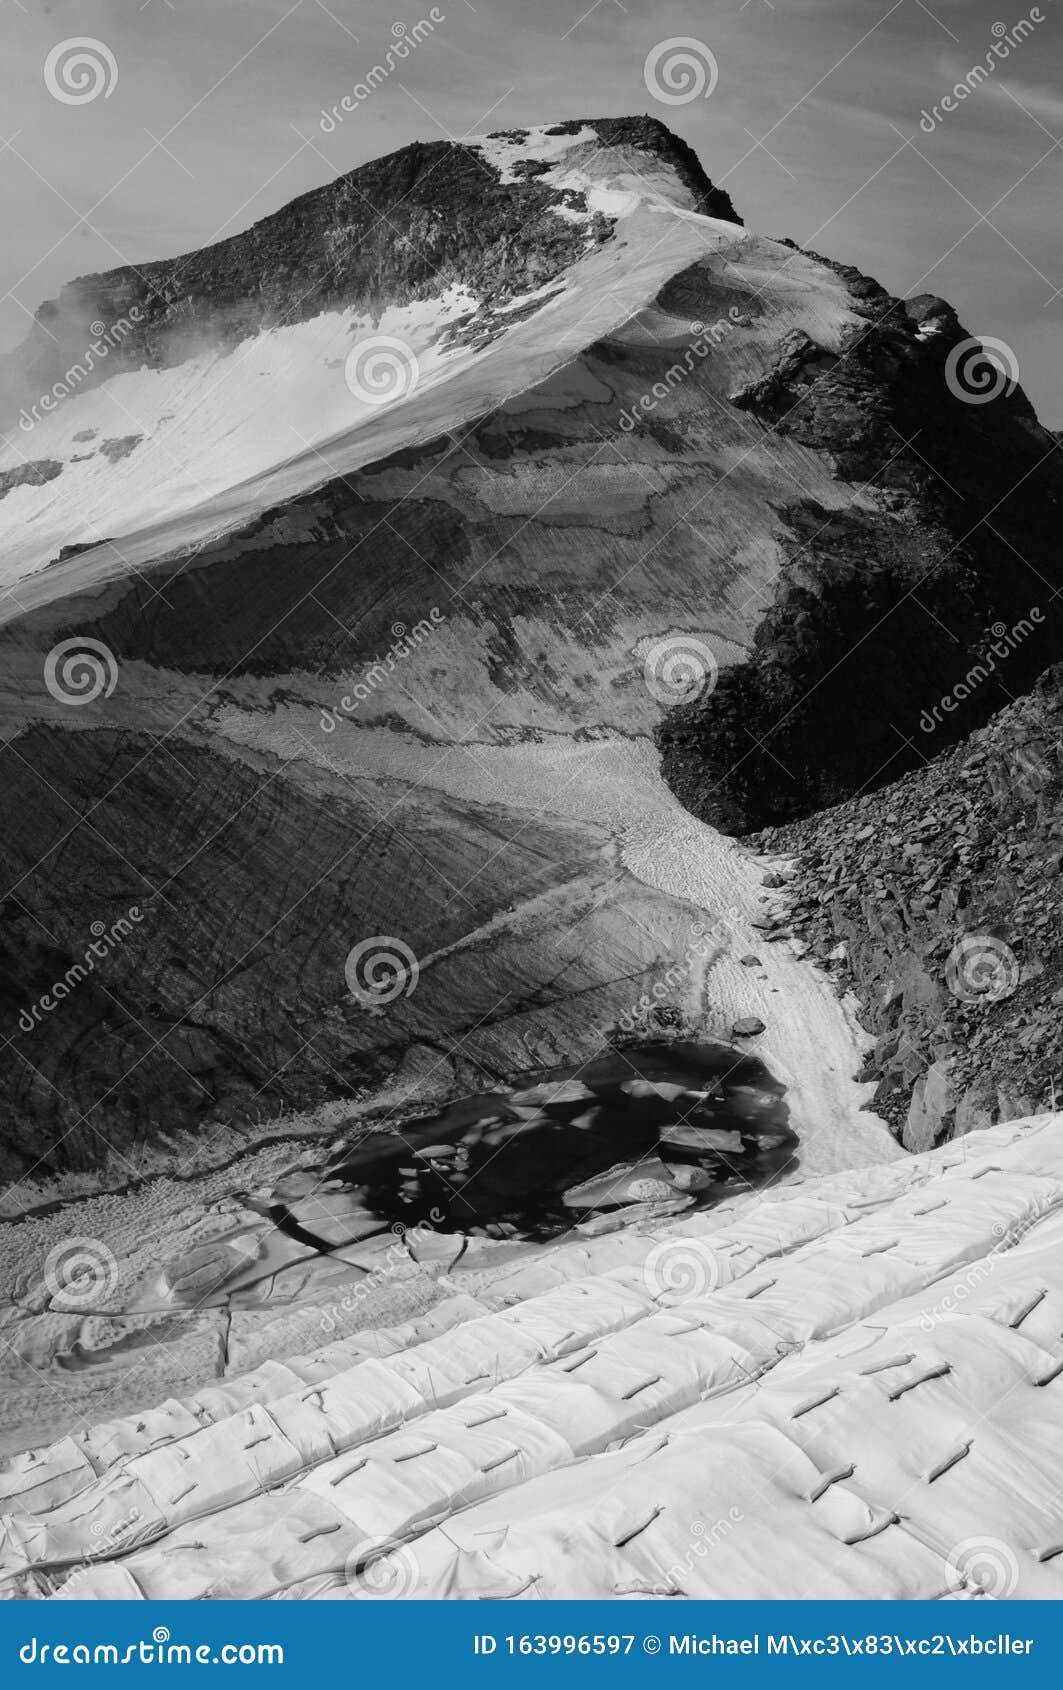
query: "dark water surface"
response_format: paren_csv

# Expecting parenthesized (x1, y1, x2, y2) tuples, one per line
(324, 1040, 795, 1241)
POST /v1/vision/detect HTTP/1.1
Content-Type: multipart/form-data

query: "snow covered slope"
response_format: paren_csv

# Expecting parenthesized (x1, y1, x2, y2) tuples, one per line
(0, 288, 480, 585)
(0, 121, 744, 595)
(3, 1113, 1060, 1600)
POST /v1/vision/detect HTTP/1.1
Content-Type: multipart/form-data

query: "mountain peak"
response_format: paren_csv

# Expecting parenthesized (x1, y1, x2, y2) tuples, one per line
(471, 116, 741, 223)
(4, 116, 738, 426)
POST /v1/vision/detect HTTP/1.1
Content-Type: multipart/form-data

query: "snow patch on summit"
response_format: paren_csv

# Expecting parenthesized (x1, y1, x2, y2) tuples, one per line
(471, 124, 600, 182)
(470, 123, 712, 220)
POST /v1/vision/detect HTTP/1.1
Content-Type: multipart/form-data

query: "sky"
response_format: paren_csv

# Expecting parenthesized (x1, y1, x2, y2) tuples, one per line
(1, 0, 1060, 418)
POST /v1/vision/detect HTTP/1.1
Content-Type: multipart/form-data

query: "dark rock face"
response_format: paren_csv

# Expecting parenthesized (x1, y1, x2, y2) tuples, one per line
(3, 144, 592, 415)
(0, 117, 737, 425)
(1, 725, 690, 1171)
(0, 461, 63, 501)
(58, 488, 474, 678)
(755, 663, 1063, 1148)
(98, 435, 142, 464)
(658, 263, 1063, 831)
(552, 117, 740, 223)
(327, 1039, 788, 1239)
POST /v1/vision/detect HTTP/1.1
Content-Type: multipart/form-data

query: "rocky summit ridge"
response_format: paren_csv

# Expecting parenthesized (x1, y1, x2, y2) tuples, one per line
(1, 116, 738, 423)
(658, 274, 1063, 831)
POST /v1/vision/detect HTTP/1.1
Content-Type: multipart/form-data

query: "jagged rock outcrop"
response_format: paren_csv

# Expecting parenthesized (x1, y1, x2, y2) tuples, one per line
(658, 267, 1063, 830)
(755, 664, 1063, 1146)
